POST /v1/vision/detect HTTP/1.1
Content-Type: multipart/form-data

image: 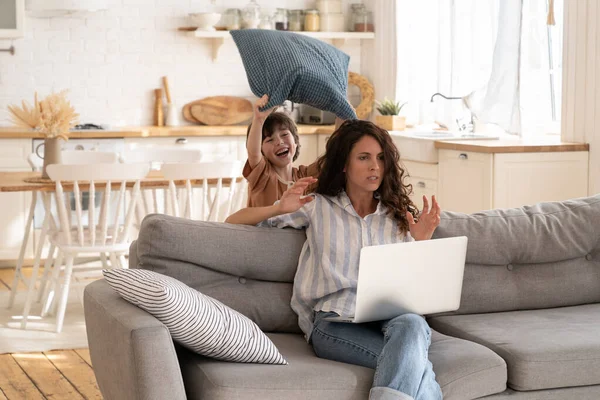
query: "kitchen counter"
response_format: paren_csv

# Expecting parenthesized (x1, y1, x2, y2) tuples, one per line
(0, 124, 336, 139)
(434, 136, 589, 153)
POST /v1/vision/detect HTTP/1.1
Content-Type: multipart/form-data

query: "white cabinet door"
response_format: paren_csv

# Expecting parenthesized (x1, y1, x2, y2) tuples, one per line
(294, 134, 318, 167)
(493, 151, 589, 209)
(406, 176, 438, 205)
(124, 137, 243, 162)
(438, 149, 493, 213)
(317, 133, 331, 157)
(402, 160, 439, 205)
(0, 139, 33, 261)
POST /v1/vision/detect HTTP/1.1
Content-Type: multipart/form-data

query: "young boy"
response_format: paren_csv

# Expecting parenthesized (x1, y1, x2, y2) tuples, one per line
(244, 95, 319, 207)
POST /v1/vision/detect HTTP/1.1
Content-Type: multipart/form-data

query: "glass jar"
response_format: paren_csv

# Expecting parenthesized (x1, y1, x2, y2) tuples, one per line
(349, 3, 366, 32)
(289, 10, 304, 31)
(320, 13, 344, 32)
(223, 8, 242, 30)
(354, 9, 374, 32)
(316, 0, 342, 14)
(274, 8, 289, 31)
(259, 13, 273, 29)
(304, 9, 320, 32)
(242, 0, 261, 29)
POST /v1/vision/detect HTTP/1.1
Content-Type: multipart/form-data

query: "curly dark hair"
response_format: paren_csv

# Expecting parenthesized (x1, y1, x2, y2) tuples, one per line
(246, 112, 301, 162)
(315, 120, 418, 233)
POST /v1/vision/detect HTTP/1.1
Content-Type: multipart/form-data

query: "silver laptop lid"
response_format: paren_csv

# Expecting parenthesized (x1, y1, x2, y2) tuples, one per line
(353, 236, 468, 323)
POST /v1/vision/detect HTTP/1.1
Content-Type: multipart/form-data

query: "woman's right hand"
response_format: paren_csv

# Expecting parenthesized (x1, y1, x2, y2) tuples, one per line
(277, 177, 318, 214)
(254, 94, 277, 123)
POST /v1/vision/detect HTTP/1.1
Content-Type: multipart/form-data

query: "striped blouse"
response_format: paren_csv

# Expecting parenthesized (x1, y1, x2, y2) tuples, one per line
(260, 191, 413, 340)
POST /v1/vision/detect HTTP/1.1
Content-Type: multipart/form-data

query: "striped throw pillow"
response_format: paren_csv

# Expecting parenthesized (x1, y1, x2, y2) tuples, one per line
(102, 269, 287, 364)
(230, 29, 357, 120)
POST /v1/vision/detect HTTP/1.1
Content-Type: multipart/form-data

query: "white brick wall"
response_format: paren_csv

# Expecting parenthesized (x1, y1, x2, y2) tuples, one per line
(0, 0, 365, 127)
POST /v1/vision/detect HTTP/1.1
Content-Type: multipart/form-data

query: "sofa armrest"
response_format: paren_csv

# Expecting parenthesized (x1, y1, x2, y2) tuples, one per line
(84, 279, 187, 400)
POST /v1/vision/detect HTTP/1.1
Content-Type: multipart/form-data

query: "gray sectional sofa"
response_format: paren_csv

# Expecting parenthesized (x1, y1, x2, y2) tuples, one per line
(84, 194, 600, 399)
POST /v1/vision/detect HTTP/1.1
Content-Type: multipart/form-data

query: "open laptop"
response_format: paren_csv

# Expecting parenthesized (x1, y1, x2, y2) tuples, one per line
(324, 236, 468, 323)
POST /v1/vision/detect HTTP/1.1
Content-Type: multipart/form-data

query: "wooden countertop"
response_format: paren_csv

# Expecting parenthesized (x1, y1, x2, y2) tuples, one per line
(0, 124, 336, 139)
(0, 171, 242, 192)
(434, 136, 589, 153)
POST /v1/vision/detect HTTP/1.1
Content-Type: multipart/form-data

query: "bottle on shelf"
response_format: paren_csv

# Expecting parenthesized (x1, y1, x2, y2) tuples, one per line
(289, 9, 304, 31)
(304, 9, 320, 32)
(354, 8, 374, 32)
(274, 8, 289, 31)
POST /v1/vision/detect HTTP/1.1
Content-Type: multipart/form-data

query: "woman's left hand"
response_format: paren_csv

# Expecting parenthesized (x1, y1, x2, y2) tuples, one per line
(406, 195, 441, 241)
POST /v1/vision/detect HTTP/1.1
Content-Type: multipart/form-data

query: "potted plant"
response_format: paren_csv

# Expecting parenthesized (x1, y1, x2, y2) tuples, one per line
(8, 91, 78, 179)
(375, 98, 407, 131)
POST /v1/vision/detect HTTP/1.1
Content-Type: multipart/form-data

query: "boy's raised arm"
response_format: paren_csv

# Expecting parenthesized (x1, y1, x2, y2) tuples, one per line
(247, 95, 277, 169)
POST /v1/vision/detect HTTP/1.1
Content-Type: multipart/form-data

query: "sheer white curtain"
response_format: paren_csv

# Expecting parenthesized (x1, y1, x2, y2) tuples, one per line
(463, 0, 522, 134)
(366, 0, 556, 136)
(383, 0, 502, 130)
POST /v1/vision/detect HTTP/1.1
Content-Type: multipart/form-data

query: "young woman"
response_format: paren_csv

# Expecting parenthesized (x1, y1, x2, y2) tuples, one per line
(226, 120, 442, 400)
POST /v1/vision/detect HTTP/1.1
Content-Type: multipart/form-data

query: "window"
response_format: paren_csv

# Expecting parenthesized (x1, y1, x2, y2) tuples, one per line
(395, 0, 563, 136)
(520, 0, 563, 135)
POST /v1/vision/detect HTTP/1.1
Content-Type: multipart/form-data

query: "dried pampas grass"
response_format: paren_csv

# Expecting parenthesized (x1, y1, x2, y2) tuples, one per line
(7, 90, 79, 140)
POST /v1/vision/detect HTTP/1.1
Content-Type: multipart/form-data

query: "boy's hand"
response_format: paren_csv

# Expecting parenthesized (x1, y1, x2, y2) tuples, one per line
(254, 94, 277, 123)
(406, 195, 441, 241)
(277, 177, 318, 214)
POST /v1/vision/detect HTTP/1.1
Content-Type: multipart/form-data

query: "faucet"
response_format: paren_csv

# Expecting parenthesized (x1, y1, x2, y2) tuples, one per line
(430, 92, 462, 102)
(429, 92, 474, 132)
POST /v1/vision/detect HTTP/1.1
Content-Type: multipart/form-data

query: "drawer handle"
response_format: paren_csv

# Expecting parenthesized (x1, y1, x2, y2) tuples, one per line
(417, 181, 426, 188)
(459, 153, 468, 160)
(175, 138, 188, 145)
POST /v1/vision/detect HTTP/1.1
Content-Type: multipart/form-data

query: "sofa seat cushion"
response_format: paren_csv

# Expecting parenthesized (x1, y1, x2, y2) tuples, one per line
(428, 304, 600, 391)
(177, 331, 506, 400)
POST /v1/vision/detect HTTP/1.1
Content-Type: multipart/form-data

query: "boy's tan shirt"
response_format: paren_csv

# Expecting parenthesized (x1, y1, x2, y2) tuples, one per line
(243, 157, 319, 207)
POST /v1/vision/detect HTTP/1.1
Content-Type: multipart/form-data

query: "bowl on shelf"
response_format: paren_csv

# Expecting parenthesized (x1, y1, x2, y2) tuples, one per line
(189, 12, 221, 31)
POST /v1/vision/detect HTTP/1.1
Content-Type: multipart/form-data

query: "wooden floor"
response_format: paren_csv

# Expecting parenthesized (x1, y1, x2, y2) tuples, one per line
(0, 267, 103, 400)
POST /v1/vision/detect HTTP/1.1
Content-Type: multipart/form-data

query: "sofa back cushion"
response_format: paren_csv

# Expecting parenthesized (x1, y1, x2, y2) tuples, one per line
(133, 214, 305, 333)
(432, 195, 600, 315)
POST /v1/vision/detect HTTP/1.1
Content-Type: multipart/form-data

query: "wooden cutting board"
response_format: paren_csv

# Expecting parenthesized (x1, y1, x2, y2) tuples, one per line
(183, 96, 253, 125)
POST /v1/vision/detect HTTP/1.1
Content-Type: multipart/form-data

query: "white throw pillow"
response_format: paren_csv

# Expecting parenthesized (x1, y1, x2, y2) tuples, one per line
(102, 268, 287, 364)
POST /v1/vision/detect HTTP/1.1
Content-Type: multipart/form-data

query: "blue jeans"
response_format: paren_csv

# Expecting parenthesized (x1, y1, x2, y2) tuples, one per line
(311, 311, 442, 400)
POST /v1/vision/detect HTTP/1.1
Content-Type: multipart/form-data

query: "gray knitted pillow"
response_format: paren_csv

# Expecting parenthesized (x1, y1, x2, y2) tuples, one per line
(231, 29, 357, 120)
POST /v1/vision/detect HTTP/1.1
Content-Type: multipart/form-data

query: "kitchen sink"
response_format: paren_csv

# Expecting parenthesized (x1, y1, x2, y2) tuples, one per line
(389, 130, 500, 163)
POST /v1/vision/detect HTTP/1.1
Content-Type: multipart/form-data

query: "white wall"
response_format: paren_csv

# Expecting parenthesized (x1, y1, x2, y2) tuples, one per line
(0, 0, 364, 127)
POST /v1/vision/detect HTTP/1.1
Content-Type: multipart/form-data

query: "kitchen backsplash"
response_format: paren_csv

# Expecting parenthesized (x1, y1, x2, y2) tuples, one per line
(0, 0, 364, 127)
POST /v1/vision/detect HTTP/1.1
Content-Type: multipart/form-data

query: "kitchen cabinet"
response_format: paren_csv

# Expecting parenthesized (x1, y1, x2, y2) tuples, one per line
(295, 135, 319, 167)
(125, 134, 318, 167)
(438, 149, 588, 213)
(492, 152, 589, 209)
(0, 139, 33, 261)
(402, 160, 439, 206)
(124, 136, 244, 162)
(317, 133, 330, 158)
(0, 0, 24, 38)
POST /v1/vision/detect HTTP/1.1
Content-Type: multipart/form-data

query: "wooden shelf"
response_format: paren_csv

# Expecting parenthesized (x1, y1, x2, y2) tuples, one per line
(186, 30, 375, 61)
(0, 124, 336, 139)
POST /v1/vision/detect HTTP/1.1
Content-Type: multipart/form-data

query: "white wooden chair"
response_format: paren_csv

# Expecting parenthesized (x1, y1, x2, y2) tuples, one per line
(9, 151, 120, 312)
(161, 161, 246, 222)
(122, 148, 203, 222)
(20, 163, 149, 332)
